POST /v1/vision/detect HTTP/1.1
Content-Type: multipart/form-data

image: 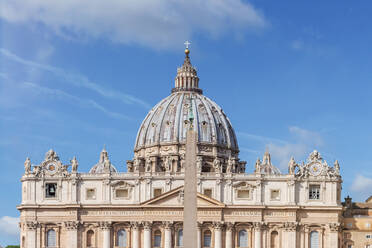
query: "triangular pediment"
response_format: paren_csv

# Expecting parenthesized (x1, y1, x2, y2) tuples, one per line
(141, 186, 225, 207)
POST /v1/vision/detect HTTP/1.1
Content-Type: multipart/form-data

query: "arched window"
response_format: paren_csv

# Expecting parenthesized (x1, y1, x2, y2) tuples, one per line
(310, 231, 319, 248)
(87, 230, 94, 247)
(203, 230, 212, 247)
(177, 229, 183, 247)
(46, 229, 56, 247)
(154, 230, 162, 247)
(270, 231, 279, 248)
(238, 229, 248, 247)
(117, 229, 127, 247)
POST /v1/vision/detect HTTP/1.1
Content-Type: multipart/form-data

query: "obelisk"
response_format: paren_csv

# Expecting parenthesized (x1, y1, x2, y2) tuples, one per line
(184, 94, 197, 248)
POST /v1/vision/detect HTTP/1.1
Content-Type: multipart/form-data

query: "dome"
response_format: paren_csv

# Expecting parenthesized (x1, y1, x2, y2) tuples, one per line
(89, 147, 117, 174)
(135, 92, 238, 151)
(129, 48, 245, 174)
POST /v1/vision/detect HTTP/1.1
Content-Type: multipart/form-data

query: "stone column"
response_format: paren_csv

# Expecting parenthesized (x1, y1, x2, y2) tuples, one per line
(64, 221, 80, 248)
(131, 222, 140, 248)
(213, 222, 223, 248)
(26, 221, 38, 248)
(163, 222, 173, 248)
(225, 223, 234, 248)
(304, 225, 309, 248)
(284, 222, 297, 248)
(197, 223, 202, 248)
(253, 222, 262, 248)
(143, 222, 152, 248)
(100, 222, 112, 248)
(328, 223, 340, 248)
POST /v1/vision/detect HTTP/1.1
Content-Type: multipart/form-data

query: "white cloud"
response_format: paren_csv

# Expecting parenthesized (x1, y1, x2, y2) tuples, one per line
(0, 216, 19, 237)
(0, 48, 150, 109)
(0, 0, 267, 49)
(291, 39, 304, 51)
(22, 82, 132, 120)
(351, 174, 372, 192)
(238, 126, 324, 170)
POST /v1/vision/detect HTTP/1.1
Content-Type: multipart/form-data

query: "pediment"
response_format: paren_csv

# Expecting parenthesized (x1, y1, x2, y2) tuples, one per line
(141, 186, 225, 207)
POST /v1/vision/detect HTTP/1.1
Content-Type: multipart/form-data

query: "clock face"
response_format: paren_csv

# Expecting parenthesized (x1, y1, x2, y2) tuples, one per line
(47, 163, 57, 173)
(309, 163, 322, 176)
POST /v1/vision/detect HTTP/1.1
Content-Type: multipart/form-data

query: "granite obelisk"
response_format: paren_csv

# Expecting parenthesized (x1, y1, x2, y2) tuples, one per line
(184, 94, 197, 248)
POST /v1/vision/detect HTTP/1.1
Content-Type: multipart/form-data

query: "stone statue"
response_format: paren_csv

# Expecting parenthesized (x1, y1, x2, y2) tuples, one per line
(288, 157, 296, 175)
(196, 156, 203, 172)
(226, 157, 232, 174)
(24, 157, 31, 175)
(309, 150, 321, 162)
(164, 156, 172, 172)
(103, 159, 111, 173)
(70, 156, 78, 173)
(33, 165, 41, 177)
(145, 157, 152, 172)
(254, 158, 261, 174)
(127, 160, 134, 172)
(334, 160, 340, 175)
(133, 159, 140, 172)
(213, 158, 221, 173)
(180, 154, 185, 171)
(45, 149, 58, 161)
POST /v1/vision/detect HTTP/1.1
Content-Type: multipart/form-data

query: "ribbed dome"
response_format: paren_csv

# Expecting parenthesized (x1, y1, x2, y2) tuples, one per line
(89, 148, 117, 174)
(134, 91, 238, 151)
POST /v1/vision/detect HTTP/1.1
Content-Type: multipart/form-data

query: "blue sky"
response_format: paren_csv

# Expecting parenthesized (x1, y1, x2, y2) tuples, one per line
(1, 0, 372, 245)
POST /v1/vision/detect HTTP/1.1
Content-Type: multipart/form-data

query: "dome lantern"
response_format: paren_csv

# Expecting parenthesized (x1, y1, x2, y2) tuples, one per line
(172, 42, 202, 94)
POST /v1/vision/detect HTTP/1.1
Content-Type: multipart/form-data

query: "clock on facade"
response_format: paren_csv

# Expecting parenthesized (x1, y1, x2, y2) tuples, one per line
(47, 163, 57, 173)
(309, 163, 322, 176)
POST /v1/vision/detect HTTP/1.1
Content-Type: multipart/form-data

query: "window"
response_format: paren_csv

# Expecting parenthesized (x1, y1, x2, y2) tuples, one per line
(203, 230, 211, 247)
(347, 223, 353, 228)
(366, 245, 370, 248)
(45, 183, 57, 198)
(347, 245, 352, 248)
(154, 188, 163, 198)
(237, 189, 250, 199)
(177, 229, 183, 247)
(270, 190, 280, 201)
(309, 185, 320, 200)
(117, 229, 127, 247)
(270, 231, 279, 248)
(204, 189, 212, 198)
(367, 223, 371, 228)
(367, 234, 372, 239)
(238, 230, 248, 247)
(310, 231, 319, 248)
(154, 230, 162, 247)
(87, 230, 94, 247)
(86, 189, 96, 200)
(116, 189, 129, 199)
(46, 229, 56, 247)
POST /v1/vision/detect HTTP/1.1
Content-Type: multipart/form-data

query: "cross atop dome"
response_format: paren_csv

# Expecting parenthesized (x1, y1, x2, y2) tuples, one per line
(172, 42, 202, 94)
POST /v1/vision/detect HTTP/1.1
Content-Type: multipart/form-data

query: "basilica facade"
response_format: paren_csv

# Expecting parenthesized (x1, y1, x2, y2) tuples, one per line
(19, 49, 347, 248)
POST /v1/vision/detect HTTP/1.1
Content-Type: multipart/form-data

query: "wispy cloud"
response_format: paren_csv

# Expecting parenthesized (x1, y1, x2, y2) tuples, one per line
(0, 0, 267, 49)
(0, 216, 19, 237)
(291, 39, 304, 51)
(0, 48, 150, 109)
(238, 126, 324, 170)
(22, 82, 132, 120)
(351, 174, 372, 192)
(237, 132, 287, 144)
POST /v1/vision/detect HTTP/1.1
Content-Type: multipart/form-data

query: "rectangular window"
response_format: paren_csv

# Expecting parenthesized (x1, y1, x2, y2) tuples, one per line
(45, 183, 57, 198)
(347, 246, 352, 248)
(86, 189, 96, 200)
(203, 189, 212, 198)
(270, 190, 280, 201)
(366, 234, 371, 239)
(237, 189, 250, 199)
(309, 185, 320, 200)
(116, 189, 129, 199)
(154, 188, 162, 197)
